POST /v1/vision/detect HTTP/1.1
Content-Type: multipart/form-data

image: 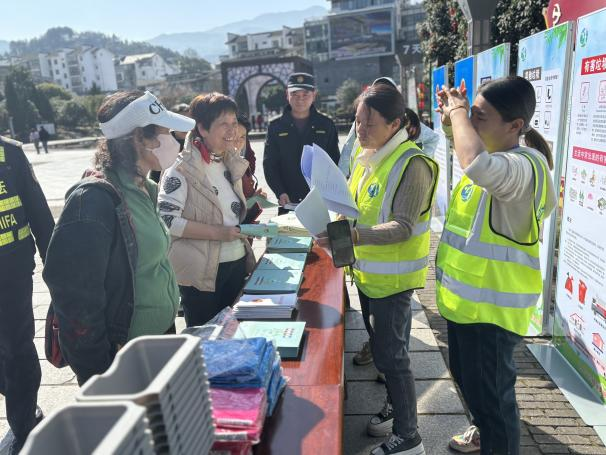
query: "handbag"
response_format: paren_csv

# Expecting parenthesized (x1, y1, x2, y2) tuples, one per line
(44, 304, 67, 368)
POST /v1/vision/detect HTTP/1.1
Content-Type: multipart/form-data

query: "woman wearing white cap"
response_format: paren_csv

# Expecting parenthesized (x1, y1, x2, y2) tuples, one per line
(43, 90, 194, 385)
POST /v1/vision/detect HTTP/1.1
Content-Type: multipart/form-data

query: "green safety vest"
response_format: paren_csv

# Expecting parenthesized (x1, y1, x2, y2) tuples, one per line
(349, 141, 439, 299)
(436, 151, 549, 336)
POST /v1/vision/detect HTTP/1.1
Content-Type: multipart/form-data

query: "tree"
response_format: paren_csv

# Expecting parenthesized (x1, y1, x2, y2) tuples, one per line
(88, 82, 101, 95)
(178, 56, 212, 75)
(336, 79, 362, 113)
(4, 67, 42, 138)
(418, 0, 467, 75)
(257, 83, 286, 114)
(37, 82, 72, 100)
(491, 0, 549, 73)
(57, 99, 89, 128)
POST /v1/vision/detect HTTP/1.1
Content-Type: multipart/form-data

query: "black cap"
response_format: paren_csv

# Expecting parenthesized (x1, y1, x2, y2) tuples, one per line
(287, 73, 316, 92)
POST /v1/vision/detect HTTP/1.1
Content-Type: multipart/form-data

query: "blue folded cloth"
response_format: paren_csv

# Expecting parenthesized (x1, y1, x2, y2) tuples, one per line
(202, 338, 276, 388)
(266, 357, 286, 416)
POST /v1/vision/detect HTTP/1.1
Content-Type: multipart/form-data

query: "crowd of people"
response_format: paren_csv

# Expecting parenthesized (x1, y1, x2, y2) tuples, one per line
(0, 70, 555, 455)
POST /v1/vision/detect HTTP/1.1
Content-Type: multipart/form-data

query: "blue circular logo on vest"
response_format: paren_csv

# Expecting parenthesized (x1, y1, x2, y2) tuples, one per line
(461, 184, 474, 202)
(368, 183, 380, 198)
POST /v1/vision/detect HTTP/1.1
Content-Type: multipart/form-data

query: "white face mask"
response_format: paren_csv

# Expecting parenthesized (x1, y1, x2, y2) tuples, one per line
(151, 133, 180, 170)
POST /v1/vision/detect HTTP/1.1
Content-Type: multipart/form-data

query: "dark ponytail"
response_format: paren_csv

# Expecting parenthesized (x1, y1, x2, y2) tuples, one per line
(524, 127, 553, 170)
(479, 76, 553, 170)
(355, 83, 420, 141)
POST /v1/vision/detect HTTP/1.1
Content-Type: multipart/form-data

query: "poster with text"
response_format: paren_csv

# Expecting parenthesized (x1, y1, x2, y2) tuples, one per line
(452, 56, 476, 190)
(518, 22, 575, 336)
(554, 8, 606, 403)
(431, 65, 450, 228)
(475, 43, 511, 91)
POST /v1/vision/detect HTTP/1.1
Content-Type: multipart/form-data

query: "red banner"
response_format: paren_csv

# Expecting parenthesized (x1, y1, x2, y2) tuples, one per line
(546, 0, 606, 27)
(581, 54, 606, 75)
(572, 146, 606, 166)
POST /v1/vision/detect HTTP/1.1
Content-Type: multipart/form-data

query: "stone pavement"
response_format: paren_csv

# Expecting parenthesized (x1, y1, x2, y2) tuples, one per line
(1, 139, 605, 454)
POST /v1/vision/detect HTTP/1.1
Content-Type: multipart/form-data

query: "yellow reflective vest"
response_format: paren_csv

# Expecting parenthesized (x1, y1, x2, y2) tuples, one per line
(436, 151, 549, 336)
(349, 141, 439, 299)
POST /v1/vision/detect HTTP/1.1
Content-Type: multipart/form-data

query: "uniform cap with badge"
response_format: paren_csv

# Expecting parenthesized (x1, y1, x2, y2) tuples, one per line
(287, 73, 316, 94)
(99, 91, 195, 139)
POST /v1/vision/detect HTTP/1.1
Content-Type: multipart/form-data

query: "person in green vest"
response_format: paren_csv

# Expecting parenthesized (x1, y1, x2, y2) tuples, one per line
(435, 76, 556, 454)
(320, 83, 439, 455)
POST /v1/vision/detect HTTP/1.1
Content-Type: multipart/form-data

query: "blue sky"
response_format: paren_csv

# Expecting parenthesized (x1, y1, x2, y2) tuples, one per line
(3, 0, 327, 41)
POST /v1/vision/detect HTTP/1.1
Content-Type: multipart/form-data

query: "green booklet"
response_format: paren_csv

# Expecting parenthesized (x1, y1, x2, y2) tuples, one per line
(246, 194, 277, 209)
(257, 253, 308, 271)
(239, 223, 279, 238)
(266, 236, 313, 253)
(237, 321, 306, 358)
(243, 269, 303, 294)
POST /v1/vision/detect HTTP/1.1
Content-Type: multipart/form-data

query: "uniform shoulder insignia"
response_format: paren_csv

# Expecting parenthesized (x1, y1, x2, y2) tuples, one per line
(0, 135, 23, 148)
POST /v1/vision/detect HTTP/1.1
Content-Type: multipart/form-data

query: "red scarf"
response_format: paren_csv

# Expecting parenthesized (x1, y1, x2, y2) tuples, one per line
(193, 137, 211, 164)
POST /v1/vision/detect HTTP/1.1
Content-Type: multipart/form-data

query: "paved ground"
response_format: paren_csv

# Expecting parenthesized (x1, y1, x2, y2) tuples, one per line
(1, 138, 605, 454)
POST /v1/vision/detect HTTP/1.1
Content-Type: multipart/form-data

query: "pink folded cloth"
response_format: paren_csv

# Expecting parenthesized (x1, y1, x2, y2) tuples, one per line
(211, 387, 267, 443)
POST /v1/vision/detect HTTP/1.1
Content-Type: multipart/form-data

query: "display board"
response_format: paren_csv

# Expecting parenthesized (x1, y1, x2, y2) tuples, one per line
(518, 22, 575, 335)
(554, 8, 606, 402)
(329, 8, 394, 60)
(452, 56, 476, 189)
(475, 43, 511, 90)
(431, 65, 450, 227)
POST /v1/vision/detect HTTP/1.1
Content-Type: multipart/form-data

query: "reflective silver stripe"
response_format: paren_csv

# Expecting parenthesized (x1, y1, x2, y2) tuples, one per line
(520, 152, 546, 214)
(440, 229, 540, 270)
(356, 220, 430, 237)
(436, 267, 539, 309)
(378, 148, 419, 223)
(354, 256, 429, 275)
(412, 220, 430, 237)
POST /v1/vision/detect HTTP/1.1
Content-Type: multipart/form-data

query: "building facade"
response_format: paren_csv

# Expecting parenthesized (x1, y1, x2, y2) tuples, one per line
(115, 53, 180, 90)
(37, 47, 117, 94)
(225, 27, 305, 60)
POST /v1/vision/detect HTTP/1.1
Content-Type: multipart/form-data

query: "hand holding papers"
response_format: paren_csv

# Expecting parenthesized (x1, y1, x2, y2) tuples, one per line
(238, 224, 279, 238)
(246, 194, 277, 209)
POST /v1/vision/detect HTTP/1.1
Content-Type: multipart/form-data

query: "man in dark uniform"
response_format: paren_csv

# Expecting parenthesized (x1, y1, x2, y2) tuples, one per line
(0, 136, 53, 453)
(263, 72, 340, 213)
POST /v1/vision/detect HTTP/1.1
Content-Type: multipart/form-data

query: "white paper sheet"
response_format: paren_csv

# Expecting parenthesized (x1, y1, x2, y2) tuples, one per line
(310, 143, 359, 218)
(295, 187, 331, 236)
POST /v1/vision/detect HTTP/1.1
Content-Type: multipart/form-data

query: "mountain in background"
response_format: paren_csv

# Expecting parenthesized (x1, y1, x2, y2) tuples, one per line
(6, 27, 210, 69)
(0, 40, 9, 54)
(148, 5, 328, 63)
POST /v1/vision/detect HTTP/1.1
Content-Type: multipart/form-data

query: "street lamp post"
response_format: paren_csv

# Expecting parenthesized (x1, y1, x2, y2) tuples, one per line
(456, 0, 499, 56)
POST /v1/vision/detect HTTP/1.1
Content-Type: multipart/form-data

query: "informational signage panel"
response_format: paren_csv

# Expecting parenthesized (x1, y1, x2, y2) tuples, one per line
(452, 56, 476, 189)
(475, 43, 511, 90)
(554, 8, 606, 403)
(431, 65, 450, 225)
(518, 22, 575, 335)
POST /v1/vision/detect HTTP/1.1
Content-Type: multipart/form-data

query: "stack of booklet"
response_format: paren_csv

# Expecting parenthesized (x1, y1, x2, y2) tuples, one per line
(232, 294, 298, 319)
(266, 236, 313, 253)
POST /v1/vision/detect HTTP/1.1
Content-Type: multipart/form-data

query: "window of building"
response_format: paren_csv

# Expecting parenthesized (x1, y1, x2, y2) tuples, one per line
(83, 76, 86, 81)
(65, 84, 69, 89)
(79, 56, 83, 61)
(55, 69, 60, 75)
(54, 59, 58, 64)
(64, 73, 68, 79)
(48, 59, 51, 66)
(141, 70, 146, 76)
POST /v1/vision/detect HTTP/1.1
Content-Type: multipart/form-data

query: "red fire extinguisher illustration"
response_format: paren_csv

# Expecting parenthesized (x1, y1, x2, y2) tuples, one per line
(565, 273, 574, 295)
(579, 280, 587, 304)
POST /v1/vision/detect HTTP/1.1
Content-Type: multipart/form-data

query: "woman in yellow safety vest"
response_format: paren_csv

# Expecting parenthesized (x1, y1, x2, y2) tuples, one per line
(321, 83, 439, 455)
(435, 76, 556, 455)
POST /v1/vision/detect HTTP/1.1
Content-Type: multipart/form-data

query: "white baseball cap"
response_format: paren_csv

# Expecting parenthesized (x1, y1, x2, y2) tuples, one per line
(99, 91, 195, 139)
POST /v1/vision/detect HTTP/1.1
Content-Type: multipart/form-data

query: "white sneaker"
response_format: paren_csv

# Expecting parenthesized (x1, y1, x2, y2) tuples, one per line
(449, 425, 480, 453)
(370, 432, 425, 455)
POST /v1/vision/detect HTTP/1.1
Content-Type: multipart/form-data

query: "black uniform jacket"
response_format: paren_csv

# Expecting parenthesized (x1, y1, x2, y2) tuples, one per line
(0, 136, 54, 282)
(263, 105, 340, 203)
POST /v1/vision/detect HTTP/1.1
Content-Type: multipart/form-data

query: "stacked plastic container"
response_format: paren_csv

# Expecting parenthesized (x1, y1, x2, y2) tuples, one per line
(77, 335, 214, 455)
(21, 402, 154, 455)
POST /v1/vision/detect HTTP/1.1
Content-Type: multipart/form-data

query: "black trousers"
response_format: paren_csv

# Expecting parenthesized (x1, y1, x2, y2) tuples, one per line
(0, 275, 41, 442)
(180, 256, 247, 327)
(448, 321, 522, 455)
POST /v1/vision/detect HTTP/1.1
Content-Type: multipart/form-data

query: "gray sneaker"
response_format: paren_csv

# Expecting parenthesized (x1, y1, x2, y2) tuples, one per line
(370, 432, 425, 455)
(367, 398, 394, 437)
(353, 341, 373, 366)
